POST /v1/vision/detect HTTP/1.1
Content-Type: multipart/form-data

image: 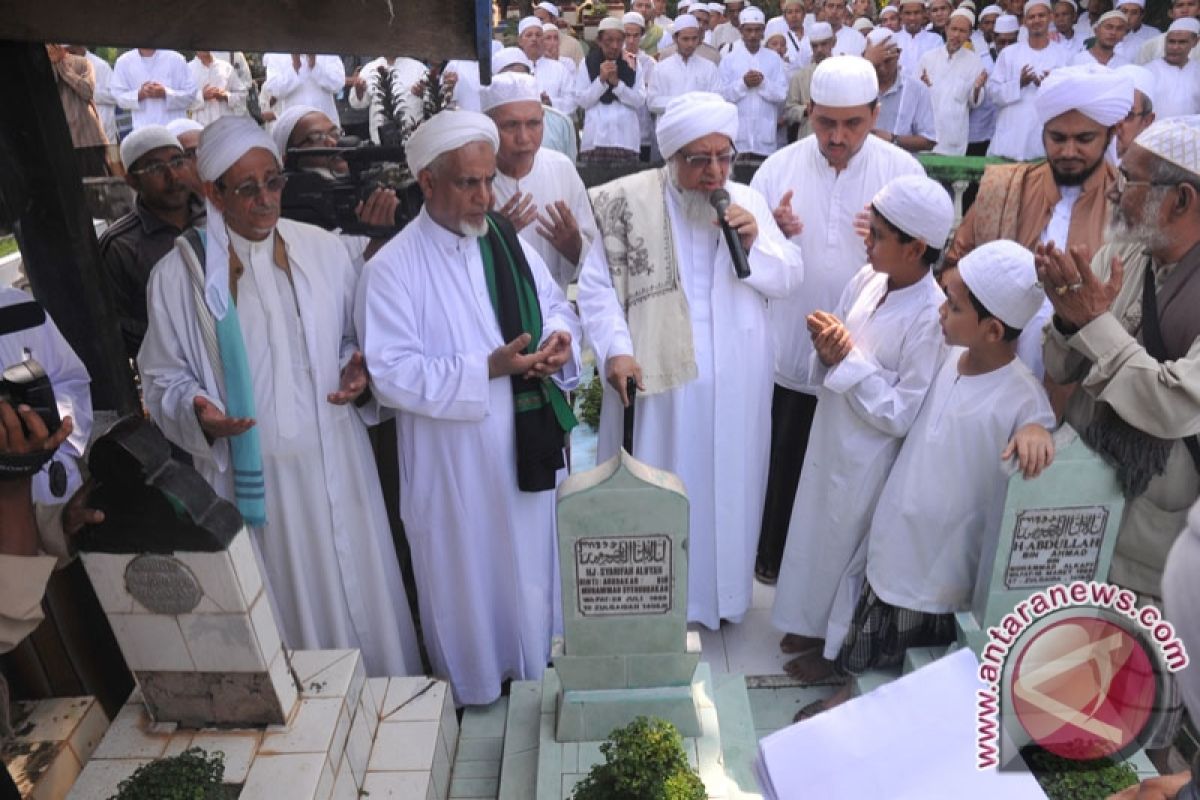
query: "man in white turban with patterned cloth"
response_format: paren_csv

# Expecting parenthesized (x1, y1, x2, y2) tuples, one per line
(578, 92, 803, 630)
(137, 116, 422, 679)
(356, 110, 582, 706)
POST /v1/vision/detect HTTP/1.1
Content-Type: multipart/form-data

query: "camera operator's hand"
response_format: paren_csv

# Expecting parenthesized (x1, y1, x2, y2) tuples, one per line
(497, 191, 538, 232)
(328, 352, 369, 405)
(0, 403, 74, 557)
(356, 187, 399, 229)
(0, 402, 73, 463)
(193, 396, 255, 442)
(62, 478, 104, 537)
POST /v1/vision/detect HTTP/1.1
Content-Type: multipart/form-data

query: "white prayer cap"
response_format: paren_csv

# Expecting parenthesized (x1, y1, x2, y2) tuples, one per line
(1134, 116, 1200, 178)
(198, 114, 279, 183)
(537, 2, 560, 17)
(853, 16, 875, 30)
(674, 13, 701, 30)
(271, 104, 324, 155)
(543, 22, 559, 33)
(1097, 9, 1129, 24)
(766, 17, 790, 39)
(898, 0, 928, 8)
(405, 109, 499, 178)
(693, 4, 712, 15)
(1034, 63, 1133, 126)
(867, 26, 895, 45)
(518, 16, 543, 35)
(1024, 0, 1051, 12)
(709, 2, 725, 11)
(958, 241, 1043, 329)
(598, 16, 625, 32)
(119, 125, 181, 170)
(166, 118, 204, 137)
(979, 4, 1003, 17)
(950, 7, 976, 24)
(1116, 0, 1144, 8)
(494, 47, 534, 73)
(1054, 0, 1077, 10)
(740, 6, 766, 24)
(1115, 63, 1156, 107)
(678, 0, 691, 9)
(656, 91, 739, 159)
(783, 0, 805, 6)
(480, 72, 542, 112)
(880, 4, 900, 16)
(624, 11, 646, 27)
(994, 14, 1021, 33)
(1169, 17, 1200, 34)
(809, 21, 835, 41)
(871, 175, 955, 250)
(811, 55, 879, 106)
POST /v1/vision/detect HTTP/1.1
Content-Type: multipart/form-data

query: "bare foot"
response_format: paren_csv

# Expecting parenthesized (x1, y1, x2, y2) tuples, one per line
(793, 684, 853, 722)
(780, 633, 823, 654)
(783, 651, 843, 684)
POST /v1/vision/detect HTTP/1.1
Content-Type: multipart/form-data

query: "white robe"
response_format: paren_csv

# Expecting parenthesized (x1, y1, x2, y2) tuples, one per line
(443, 60, 483, 112)
(577, 180, 803, 629)
(770, 265, 945, 656)
(187, 57, 247, 126)
(575, 61, 646, 153)
(968, 48, 1000, 144)
(866, 349, 1054, 615)
(647, 52, 724, 116)
(986, 41, 1072, 160)
(719, 43, 788, 156)
(895, 28, 946, 76)
(492, 148, 599, 292)
(920, 45, 984, 155)
(1115, 23, 1162, 62)
(110, 49, 196, 129)
(1146, 58, 1200, 119)
(751, 135, 925, 393)
(535, 56, 577, 116)
(1070, 48, 1131, 68)
(85, 51, 118, 143)
(137, 219, 421, 679)
(348, 57, 427, 144)
(355, 208, 582, 706)
(262, 54, 346, 125)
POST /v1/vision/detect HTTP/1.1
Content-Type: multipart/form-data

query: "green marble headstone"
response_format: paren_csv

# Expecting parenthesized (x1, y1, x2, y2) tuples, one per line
(957, 426, 1126, 654)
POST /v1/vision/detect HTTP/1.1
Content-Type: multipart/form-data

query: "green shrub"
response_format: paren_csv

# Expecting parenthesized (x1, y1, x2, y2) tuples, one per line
(578, 373, 604, 431)
(1026, 746, 1139, 800)
(571, 717, 706, 800)
(110, 747, 228, 800)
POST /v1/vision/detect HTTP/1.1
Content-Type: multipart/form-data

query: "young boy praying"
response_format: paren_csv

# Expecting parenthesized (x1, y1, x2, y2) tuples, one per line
(771, 175, 955, 688)
(800, 240, 1056, 719)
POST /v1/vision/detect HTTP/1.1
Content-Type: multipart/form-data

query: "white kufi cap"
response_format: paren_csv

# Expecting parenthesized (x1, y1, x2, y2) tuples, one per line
(1034, 63, 1132, 126)
(808, 21, 835, 41)
(537, 2, 560, 17)
(165, 118, 203, 137)
(1168, 17, 1200, 35)
(853, 17, 875, 31)
(867, 26, 895, 45)
(518, 16, 543, 34)
(494, 46, 535, 73)
(979, 4, 1003, 16)
(811, 54, 879, 106)
(656, 91, 738, 159)
(1135, 115, 1200, 178)
(958, 241, 1044, 329)
(1117, 0, 1144, 8)
(766, 17, 790, 39)
(1096, 9, 1129, 24)
(480, 72, 542, 112)
(623, 11, 646, 27)
(740, 6, 766, 24)
(880, 5, 900, 16)
(1024, 0, 1051, 11)
(119, 125, 181, 170)
(674, 13, 701, 30)
(872, 175, 955, 251)
(950, 8, 976, 24)
(598, 16, 624, 32)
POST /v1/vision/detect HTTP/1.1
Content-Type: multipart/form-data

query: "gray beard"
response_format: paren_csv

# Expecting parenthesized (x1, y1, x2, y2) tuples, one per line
(666, 162, 720, 226)
(1107, 191, 1171, 252)
(461, 220, 488, 239)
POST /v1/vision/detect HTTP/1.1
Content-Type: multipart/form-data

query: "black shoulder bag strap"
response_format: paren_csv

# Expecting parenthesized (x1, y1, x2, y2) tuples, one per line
(1141, 261, 1200, 474)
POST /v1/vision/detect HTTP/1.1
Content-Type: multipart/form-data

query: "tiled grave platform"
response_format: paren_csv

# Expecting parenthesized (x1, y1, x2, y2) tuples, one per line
(3, 696, 109, 799)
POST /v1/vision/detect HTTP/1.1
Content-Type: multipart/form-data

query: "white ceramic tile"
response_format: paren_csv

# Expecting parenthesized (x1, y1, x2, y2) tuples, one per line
(346, 653, 366, 713)
(108, 614, 194, 672)
(80, 553, 134, 613)
(161, 732, 194, 758)
(431, 720, 451, 800)
(362, 771, 433, 799)
(438, 685, 458, 767)
(178, 612, 266, 672)
(329, 701, 351, 775)
(344, 701, 373, 786)
(382, 677, 444, 722)
(316, 754, 335, 800)
(11, 697, 90, 743)
(260, 697, 343, 755)
(331, 761, 359, 799)
(65, 758, 152, 800)
(27, 740, 81, 800)
(91, 704, 170, 760)
(368, 720, 440, 772)
(752, 578, 776, 611)
(241, 752, 325, 800)
(188, 730, 261, 783)
(358, 686, 379, 744)
(66, 698, 110, 764)
(174, 550, 246, 613)
(227, 528, 263, 607)
(268, 647, 300, 720)
(720, 608, 791, 677)
(248, 593, 282, 669)
(290, 649, 358, 698)
(691, 621, 729, 674)
(366, 677, 388, 717)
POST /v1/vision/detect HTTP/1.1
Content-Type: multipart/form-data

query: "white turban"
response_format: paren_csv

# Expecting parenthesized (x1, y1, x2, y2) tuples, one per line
(979, 4, 1003, 16)
(1024, 0, 1050, 11)
(994, 14, 1021, 32)
(656, 92, 739, 159)
(624, 11, 646, 27)
(537, 1, 560, 17)
(195, 115, 281, 319)
(480, 72, 542, 112)
(867, 27, 895, 45)
(494, 47, 535, 74)
(119, 125, 181, 170)
(1116, 0, 1144, 8)
(740, 7, 766, 24)
(1169, 17, 1200, 35)
(598, 16, 624, 32)
(270, 104, 324, 157)
(405, 109, 499, 178)
(811, 55, 879, 106)
(1096, 9, 1128, 24)
(957, 241, 1043, 329)
(853, 16, 875, 30)
(166, 118, 204, 137)
(674, 13, 701, 30)
(519, 16, 543, 35)
(766, 17, 790, 39)
(950, 7, 976, 24)
(809, 21, 835, 41)
(872, 175, 955, 250)
(1034, 63, 1133, 126)
(1135, 115, 1200, 178)
(1115, 63, 1156, 107)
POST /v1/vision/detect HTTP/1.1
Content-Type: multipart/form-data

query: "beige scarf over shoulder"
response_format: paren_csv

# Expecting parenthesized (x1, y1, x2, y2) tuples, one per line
(589, 168, 697, 395)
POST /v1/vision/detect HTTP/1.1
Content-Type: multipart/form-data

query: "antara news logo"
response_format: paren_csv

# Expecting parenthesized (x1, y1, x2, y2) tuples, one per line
(975, 580, 1188, 771)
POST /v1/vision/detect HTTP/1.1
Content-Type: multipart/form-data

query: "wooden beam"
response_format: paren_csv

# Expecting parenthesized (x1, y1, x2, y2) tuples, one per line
(0, 0, 490, 64)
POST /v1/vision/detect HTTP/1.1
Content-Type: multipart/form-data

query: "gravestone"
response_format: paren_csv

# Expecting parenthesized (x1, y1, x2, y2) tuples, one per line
(956, 425, 1126, 655)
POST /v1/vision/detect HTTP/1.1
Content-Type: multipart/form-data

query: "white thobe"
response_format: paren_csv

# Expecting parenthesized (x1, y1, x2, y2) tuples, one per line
(968, 48, 1000, 145)
(348, 57, 427, 144)
(920, 45, 984, 155)
(782, 27, 813, 69)
(712, 22, 742, 50)
(1115, 23, 1163, 62)
(0, 288, 91, 506)
(833, 25, 868, 56)
(895, 28, 945, 76)
(577, 181, 803, 629)
(647, 52, 724, 116)
(865, 350, 1054, 615)
(355, 208, 582, 706)
(110, 49, 196, 129)
(187, 57, 247, 125)
(492, 148, 599, 291)
(443, 60, 483, 112)
(85, 51, 118, 143)
(877, 74, 937, 143)
(575, 63, 646, 154)
(633, 52, 657, 147)
(986, 41, 1072, 160)
(751, 135, 925, 392)
(535, 57, 577, 116)
(263, 54, 346, 125)
(719, 44, 788, 156)
(1070, 48, 1131, 68)
(1147, 59, 1200, 119)
(1135, 32, 1200, 65)
(137, 219, 421, 679)
(770, 265, 946, 656)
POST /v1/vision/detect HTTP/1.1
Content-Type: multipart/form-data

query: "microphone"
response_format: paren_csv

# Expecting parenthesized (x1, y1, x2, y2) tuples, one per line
(709, 188, 752, 280)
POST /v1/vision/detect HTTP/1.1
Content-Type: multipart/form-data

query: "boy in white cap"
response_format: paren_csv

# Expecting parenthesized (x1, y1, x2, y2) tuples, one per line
(1146, 18, 1200, 118)
(719, 5, 790, 157)
(771, 175, 953, 682)
(797, 239, 1055, 718)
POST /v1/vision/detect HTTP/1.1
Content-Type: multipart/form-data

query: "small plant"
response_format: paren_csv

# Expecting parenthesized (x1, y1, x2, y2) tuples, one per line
(571, 716, 706, 800)
(1025, 746, 1138, 800)
(110, 747, 228, 800)
(578, 373, 604, 431)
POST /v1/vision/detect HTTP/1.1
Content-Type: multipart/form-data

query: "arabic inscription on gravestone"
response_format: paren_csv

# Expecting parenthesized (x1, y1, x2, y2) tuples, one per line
(575, 535, 672, 616)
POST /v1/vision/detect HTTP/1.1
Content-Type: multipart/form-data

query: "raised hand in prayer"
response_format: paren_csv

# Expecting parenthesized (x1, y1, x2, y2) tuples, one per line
(744, 70, 764, 88)
(600, 60, 619, 86)
(328, 351, 369, 405)
(139, 81, 167, 100)
(719, 203, 759, 252)
(807, 311, 852, 366)
(193, 395, 255, 441)
(202, 85, 228, 102)
(489, 333, 544, 378)
(606, 355, 644, 407)
(536, 201, 584, 265)
(524, 330, 573, 380)
(496, 191, 539, 232)
(920, 69, 932, 87)
(1019, 64, 1040, 88)
(1002, 423, 1055, 479)
(1034, 242, 1124, 330)
(772, 190, 803, 238)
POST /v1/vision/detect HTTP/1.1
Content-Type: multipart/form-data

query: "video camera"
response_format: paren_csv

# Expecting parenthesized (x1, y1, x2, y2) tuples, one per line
(279, 135, 424, 239)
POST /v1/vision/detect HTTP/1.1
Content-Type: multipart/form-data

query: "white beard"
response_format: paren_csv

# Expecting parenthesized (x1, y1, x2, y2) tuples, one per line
(1107, 190, 1171, 252)
(461, 220, 488, 239)
(666, 161, 721, 227)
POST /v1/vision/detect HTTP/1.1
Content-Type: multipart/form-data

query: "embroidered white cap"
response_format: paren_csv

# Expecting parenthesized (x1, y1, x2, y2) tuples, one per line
(871, 175, 956, 251)
(1135, 115, 1200, 178)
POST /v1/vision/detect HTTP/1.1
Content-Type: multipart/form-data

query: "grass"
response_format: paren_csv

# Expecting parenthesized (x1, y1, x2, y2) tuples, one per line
(0, 237, 17, 259)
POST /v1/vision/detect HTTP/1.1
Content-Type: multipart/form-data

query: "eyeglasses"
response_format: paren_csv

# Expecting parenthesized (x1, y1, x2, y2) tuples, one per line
(296, 127, 345, 147)
(679, 149, 737, 168)
(1115, 168, 1173, 195)
(130, 155, 191, 178)
(221, 174, 289, 199)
